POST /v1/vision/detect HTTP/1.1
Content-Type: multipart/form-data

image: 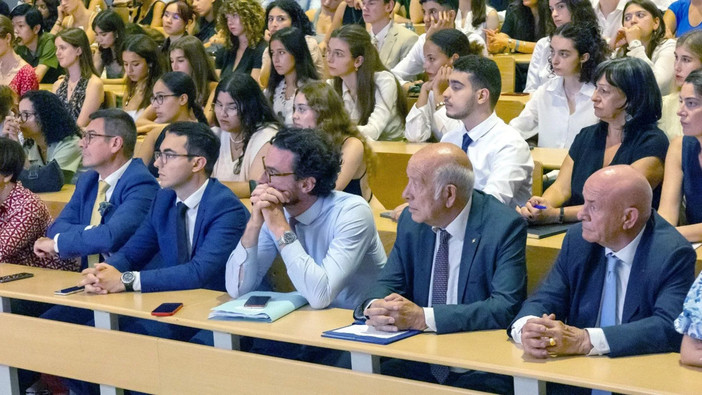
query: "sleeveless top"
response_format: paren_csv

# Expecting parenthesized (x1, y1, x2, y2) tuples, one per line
(340, 137, 371, 201)
(56, 77, 89, 121)
(682, 136, 702, 224)
(134, 0, 163, 25)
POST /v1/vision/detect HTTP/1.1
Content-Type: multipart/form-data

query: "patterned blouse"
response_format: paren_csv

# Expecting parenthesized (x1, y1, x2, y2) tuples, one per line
(0, 182, 78, 271)
(8, 64, 39, 97)
(675, 271, 702, 340)
(56, 76, 89, 121)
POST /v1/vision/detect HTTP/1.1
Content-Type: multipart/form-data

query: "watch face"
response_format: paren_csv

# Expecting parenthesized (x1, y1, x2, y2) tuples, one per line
(121, 271, 135, 283)
(283, 231, 296, 243)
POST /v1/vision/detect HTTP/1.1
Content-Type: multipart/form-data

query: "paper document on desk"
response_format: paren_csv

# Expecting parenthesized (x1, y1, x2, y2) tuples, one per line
(208, 291, 308, 322)
(322, 323, 421, 345)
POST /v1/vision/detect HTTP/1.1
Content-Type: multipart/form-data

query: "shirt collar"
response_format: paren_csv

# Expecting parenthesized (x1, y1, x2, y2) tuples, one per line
(372, 20, 392, 41)
(604, 224, 646, 267)
(546, 77, 596, 98)
(464, 112, 499, 141)
(432, 196, 472, 243)
(176, 178, 210, 210)
(285, 193, 328, 226)
(100, 159, 132, 187)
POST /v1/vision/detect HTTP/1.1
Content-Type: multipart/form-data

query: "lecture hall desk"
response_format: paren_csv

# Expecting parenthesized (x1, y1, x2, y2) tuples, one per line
(0, 263, 701, 395)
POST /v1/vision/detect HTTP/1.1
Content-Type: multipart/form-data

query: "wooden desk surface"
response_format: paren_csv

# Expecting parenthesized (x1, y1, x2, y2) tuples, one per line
(1, 263, 701, 394)
(531, 147, 568, 170)
(492, 53, 532, 65)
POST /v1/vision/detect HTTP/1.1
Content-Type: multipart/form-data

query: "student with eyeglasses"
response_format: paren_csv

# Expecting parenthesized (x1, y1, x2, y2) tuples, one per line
(1, 90, 81, 190)
(136, 71, 209, 177)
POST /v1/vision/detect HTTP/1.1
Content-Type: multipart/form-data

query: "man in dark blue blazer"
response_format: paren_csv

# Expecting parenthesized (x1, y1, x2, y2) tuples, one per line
(510, 165, 696, 368)
(34, 109, 159, 269)
(355, 143, 526, 392)
(80, 121, 249, 294)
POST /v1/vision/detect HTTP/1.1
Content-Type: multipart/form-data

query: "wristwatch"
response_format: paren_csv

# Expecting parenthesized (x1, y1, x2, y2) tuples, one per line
(121, 271, 135, 292)
(277, 230, 297, 248)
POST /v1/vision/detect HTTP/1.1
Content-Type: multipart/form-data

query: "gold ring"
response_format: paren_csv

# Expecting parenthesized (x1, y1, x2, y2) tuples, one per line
(549, 337, 556, 346)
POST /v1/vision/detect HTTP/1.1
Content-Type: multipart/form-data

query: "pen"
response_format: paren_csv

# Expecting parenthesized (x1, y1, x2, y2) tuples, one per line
(533, 204, 547, 209)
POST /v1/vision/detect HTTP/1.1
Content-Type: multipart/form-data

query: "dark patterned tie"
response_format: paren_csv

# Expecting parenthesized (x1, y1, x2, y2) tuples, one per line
(176, 202, 190, 264)
(461, 133, 473, 152)
(430, 229, 451, 383)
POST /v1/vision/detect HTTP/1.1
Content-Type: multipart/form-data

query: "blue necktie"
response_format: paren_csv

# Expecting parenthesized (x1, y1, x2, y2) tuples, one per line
(461, 133, 473, 152)
(600, 252, 620, 328)
(430, 229, 451, 383)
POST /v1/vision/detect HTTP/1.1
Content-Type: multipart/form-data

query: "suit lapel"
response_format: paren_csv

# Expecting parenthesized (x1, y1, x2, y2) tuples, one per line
(109, 160, 133, 205)
(190, 181, 212, 252)
(457, 193, 482, 300)
(379, 25, 397, 66)
(417, 224, 436, 307)
(621, 219, 654, 322)
(580, 248, 607, 327)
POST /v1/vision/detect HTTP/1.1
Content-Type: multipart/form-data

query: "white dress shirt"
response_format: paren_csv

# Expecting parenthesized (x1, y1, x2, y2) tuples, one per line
(226, 191, 387, 309)
(454, 6, 495, 41)
(404, 90, 463, 142)
(592, 0, 626, 44)
(339, 70, 405, 141)
(391, 32, 487, 85)
(624, 39, 676, 96)
(54, 159, 134, 253)
(423, 199, 472, 331)
(133, 179, 210, 291)
(441, 112, 533, 207)
(524, 36, 554, 93)
(510, 77, 599, 148)
(510, 226, 645, 355)
(370, 19, 392, 51)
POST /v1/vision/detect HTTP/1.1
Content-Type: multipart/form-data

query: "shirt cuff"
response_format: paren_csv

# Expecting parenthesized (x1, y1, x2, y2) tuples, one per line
(585, 328, 610, 355)
(423, 307, 437, 332)
(53, 233, 60, 253)
(132, 271, 142, 292)
(510, 315, 538, 343)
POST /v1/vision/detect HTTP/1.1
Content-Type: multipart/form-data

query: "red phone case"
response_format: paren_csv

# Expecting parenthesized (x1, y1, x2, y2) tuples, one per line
(151, 303, 183, 316)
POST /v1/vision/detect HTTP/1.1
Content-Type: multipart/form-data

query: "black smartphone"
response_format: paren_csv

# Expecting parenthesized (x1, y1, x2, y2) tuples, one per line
(0, 272, 33, 283)
(244, 295, 271, 308)
(54, 285, 85, 296)
(151, 302, 184, 316)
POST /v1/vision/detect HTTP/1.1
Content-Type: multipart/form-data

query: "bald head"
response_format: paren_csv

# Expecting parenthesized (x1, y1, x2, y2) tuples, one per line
(578, 165, 652, 250)
(403, 143, 474, 227)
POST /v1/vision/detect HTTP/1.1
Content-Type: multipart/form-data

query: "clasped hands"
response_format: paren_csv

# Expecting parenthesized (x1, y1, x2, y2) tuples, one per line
(364, 293, 427, 332)
(250, 183, 292, 233)
(520, 314, 593, 359)
(611, 25, 643, 50)
(78, 263, 125, 294)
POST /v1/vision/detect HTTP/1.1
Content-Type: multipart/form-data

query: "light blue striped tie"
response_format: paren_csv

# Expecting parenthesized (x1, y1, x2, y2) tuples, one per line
(592, 253, 620, 395)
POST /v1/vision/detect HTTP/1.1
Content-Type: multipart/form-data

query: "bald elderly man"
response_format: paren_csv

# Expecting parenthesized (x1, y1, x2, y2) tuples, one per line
(354, 143, 526, 391)
(510, 165, 696, 366)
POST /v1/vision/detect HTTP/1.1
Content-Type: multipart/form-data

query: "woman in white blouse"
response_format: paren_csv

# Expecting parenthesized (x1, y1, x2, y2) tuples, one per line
(327, 24, 407, 141)
(212, 73, 280, 197)
(510, 23, 609, 148)
(525, 0, 599, 93)
(612, 0, 676, 95)
(264, 27, 319, 125)
(405, 28, 482, 143)
(455, 0, 499, 40)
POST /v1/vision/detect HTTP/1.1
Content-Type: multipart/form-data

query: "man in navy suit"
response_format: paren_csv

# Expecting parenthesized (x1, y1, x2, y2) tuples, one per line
(510, 165, 696, 365)
(355, 143, 526, 392)
(80, 121, 249, 294)
(33, 109, 159, 268)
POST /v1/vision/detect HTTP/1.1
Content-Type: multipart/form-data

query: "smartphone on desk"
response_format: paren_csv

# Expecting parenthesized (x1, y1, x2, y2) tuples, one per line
(54, 285, 85, 296)
(244, 295, 271, 308)
(0, 272, 33, 283)
(151, 302, 184, 316)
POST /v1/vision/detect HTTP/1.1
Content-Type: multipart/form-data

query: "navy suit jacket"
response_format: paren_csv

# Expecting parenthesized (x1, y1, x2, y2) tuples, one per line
(47, 159, 159, 270)
(108, 178, 249, 292)
(510, 211, 696, 357)
(359, 190, 527, 334)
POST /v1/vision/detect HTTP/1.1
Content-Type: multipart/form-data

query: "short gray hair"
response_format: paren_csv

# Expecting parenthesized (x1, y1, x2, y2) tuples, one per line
(433, 162, 474, 201)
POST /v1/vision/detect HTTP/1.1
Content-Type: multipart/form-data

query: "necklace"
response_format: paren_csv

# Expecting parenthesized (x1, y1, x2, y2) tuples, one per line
(229, 133, 244, 144)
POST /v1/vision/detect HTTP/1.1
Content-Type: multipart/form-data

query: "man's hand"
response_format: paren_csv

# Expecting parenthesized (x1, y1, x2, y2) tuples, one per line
(521, 314, 592, 359)
(257, 186, 291, 238)
(79, 263, 126, 294)
(364, 293, 427, 332)
(34, 237, 58, 258)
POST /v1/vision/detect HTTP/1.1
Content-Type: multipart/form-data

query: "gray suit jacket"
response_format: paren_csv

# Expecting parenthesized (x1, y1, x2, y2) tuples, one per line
(378, 23, 419, 70)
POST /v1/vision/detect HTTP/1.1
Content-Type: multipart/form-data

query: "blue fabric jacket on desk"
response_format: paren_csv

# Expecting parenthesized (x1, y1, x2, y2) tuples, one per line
(108, 178, 249, 292)
(47, 159, 159, 270)
(510, 211, 696, 357)
(362, 189, 527, 334)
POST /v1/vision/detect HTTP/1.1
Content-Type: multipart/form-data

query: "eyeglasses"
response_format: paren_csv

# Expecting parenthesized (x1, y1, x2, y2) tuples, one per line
(150, 94, 178, 105)
(262, 156, 295, 180)
(81, 130, 117, 144)
(18, 111, 36, 123)
(214, 101, 238, 115)
(154, 150, 200, 164)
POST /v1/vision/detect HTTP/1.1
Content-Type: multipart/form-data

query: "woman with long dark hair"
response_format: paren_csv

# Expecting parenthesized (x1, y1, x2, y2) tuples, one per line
(91, 9, 125, 79)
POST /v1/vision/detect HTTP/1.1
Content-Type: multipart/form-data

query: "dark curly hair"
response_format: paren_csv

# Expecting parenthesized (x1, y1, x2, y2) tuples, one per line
(270, 126, 342, 197)
(265, 0, 315, 36)
(549, 23, 610, 83)
(545, 0, 599, 35)
(266, 27, 319, 102)
(214, 73, 281, 174)
(217, 0, 265, 50)
(619, 0, 666, 60)
(21, 90, 80, 145)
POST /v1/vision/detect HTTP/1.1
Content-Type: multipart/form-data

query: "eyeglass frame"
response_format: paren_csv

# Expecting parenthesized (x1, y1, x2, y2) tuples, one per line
(81, 130, 117, 145)
(261, 155, 295, 180)
(17, 111, 36, 123)
(150, 94, 178, 105)
(154, 150, 201, 164)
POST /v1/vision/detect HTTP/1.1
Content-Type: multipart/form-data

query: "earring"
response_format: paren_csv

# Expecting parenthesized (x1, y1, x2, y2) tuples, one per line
(354, 66, 359, 71)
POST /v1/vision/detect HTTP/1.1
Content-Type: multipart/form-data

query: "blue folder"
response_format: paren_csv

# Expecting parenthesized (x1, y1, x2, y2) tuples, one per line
(322, 322, 421, 345)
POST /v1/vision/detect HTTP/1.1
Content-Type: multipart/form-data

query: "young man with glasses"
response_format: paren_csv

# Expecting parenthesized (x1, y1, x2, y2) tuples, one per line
(34, 109, 159, 270)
